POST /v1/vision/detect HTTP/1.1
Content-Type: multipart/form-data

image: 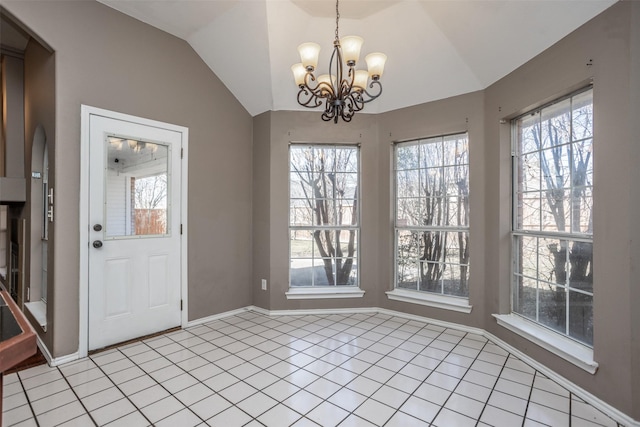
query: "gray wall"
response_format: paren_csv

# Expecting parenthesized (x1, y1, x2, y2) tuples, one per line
(630, 0, 640, 417)
(252, 112, 271, 310)
(484, 2, 637, 419)
(377, 91, 486, 327)
(1, 54, 25, 180)
(260, 111, 380, 311)
(254, 95, 484, 321)
(3, 0, 254, 357)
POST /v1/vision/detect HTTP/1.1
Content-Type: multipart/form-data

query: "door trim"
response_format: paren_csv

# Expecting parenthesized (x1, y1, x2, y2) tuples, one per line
(79, 105, 189, 358)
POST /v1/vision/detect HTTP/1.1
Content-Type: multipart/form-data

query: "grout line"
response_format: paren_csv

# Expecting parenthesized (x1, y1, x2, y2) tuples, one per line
(382, 327, 460, 425)
(136, 321, 287, 424)
(55, 365, 98, 427)
(472, 345, 512, 427)
(234, 312, 370, 424)
(317, 313, 413, 425)
(569, 391, 572, 427)
(178, 318, 290, 423)
(421, 333, 490, 426)
(15, 372, 41, 427)
(306, 312, 402, 426)
(105, 349, 209, 425)
(315, 315, 464, 425)
(84, 351, 157, 426)
(520, 366, 538, 427)
(212, 311, 392, 425)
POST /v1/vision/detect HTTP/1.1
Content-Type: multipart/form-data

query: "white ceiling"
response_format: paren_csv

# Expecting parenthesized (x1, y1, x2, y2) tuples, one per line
(97, 0, 617, 117)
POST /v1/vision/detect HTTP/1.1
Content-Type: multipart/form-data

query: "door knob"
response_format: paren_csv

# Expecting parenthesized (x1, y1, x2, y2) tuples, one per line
(93, 224, 103, 231)
(93, 240, 103, 249)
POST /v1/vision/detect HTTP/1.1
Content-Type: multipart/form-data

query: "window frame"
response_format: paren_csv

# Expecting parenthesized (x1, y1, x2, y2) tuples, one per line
(389, 133, 471, 311)
(510, 86, 594, 348)
(287, 143, 363, 298)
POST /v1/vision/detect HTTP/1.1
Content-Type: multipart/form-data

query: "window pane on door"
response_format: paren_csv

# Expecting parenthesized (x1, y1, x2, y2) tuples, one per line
(105, 136, 170, 237)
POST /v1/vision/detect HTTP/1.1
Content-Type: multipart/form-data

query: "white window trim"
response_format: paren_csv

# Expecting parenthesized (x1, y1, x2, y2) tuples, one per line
(510, 87, 594, 352)
(493, 313, 597, 374)
(286, 287, 365, 300)
(386, 288, 472, 313)
(288, 144, 361, 291)
(393, 134, 471, 302)
(25, 300, 47, 331)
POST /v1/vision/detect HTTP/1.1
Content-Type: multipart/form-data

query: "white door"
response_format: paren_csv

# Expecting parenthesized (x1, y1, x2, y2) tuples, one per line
(88, 114, 182, 350)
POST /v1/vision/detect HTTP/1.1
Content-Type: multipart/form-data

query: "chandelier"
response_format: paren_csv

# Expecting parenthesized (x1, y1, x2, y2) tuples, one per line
(291, 0, 387, 123)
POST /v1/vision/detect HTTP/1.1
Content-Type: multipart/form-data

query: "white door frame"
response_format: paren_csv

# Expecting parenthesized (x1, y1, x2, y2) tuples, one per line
(79, 105, 189, 358)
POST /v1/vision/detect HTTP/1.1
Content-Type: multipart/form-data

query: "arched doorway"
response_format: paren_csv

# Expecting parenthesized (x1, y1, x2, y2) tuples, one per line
(26, 124, 48, 329)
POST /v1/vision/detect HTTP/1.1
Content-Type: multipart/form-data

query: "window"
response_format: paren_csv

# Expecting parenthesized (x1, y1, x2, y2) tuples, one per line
(133, 174, 168, 235)
(289, 145, 359, 288)
(105, 137, 169, 238)
(512, 88, 593, 346)
(394, 133, 470, 298)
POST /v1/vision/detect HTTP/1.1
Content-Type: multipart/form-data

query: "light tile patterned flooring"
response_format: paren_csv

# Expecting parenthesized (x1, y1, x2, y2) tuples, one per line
(2, 311, 623, 427)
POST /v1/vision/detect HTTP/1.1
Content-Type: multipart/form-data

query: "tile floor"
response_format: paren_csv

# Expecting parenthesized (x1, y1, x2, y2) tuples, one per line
(2, 311, 624, 427)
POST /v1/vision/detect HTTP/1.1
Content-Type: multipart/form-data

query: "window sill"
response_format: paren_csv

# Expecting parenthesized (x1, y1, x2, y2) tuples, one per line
(386, 289, 472, 313)
(25, 301, 47, 332)
(285, 287, 365, 300)
(493, 313, 597, 374)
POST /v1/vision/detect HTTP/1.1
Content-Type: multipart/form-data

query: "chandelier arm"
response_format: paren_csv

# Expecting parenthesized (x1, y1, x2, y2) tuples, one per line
(346, 91, 365, 113)
(340, 71, 352, 98)
(360, 80, 383, 103)
(329, 43, 344, 98)
(345, 67, 355, 93)
(297, 88, 323, 108)
(321, 103, 336, 122)
(326, 97, 338, 120)
(301, 72, 335, 99)
(297, 76, 328, 109)
(340, 104, 354, 122)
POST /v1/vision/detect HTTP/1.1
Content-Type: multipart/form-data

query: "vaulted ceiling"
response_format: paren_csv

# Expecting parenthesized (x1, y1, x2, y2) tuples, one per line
(97, 0, 617, 117)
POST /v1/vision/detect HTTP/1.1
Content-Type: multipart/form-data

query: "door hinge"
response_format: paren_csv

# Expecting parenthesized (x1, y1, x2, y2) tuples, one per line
(180, 299, 183, 311)
(180, 224, 183, 235)
(181, 148, 184, 159)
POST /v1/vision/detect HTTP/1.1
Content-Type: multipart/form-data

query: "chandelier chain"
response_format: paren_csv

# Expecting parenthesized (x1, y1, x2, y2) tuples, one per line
(335, 0, 340, 42)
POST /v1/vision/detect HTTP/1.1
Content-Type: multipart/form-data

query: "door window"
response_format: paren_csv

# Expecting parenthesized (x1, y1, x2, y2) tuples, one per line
(105, 136, 170, 238)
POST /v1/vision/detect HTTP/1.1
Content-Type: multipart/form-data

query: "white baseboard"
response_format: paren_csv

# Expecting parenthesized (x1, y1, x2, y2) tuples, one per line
(484, 331, 639, 427)
(376, 307, 485, 336)
(184, 306, 254, 328)
(249, 305, 485, 336)
(249, 305, 379, 317)
(35, 335, 79, 367)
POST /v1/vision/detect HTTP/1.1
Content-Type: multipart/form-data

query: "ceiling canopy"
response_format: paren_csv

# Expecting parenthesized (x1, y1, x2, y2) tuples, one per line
(97, 0, 617, 117)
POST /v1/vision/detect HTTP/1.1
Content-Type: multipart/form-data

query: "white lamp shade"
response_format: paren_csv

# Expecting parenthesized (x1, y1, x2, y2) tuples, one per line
(291, 63, 307, 86)
(317, 74, 336, 95)
(365, 52, 387, 79)
(298, 42, 321, 71)
(340, 35, 364, 65)
(353, 70, 368, 91)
